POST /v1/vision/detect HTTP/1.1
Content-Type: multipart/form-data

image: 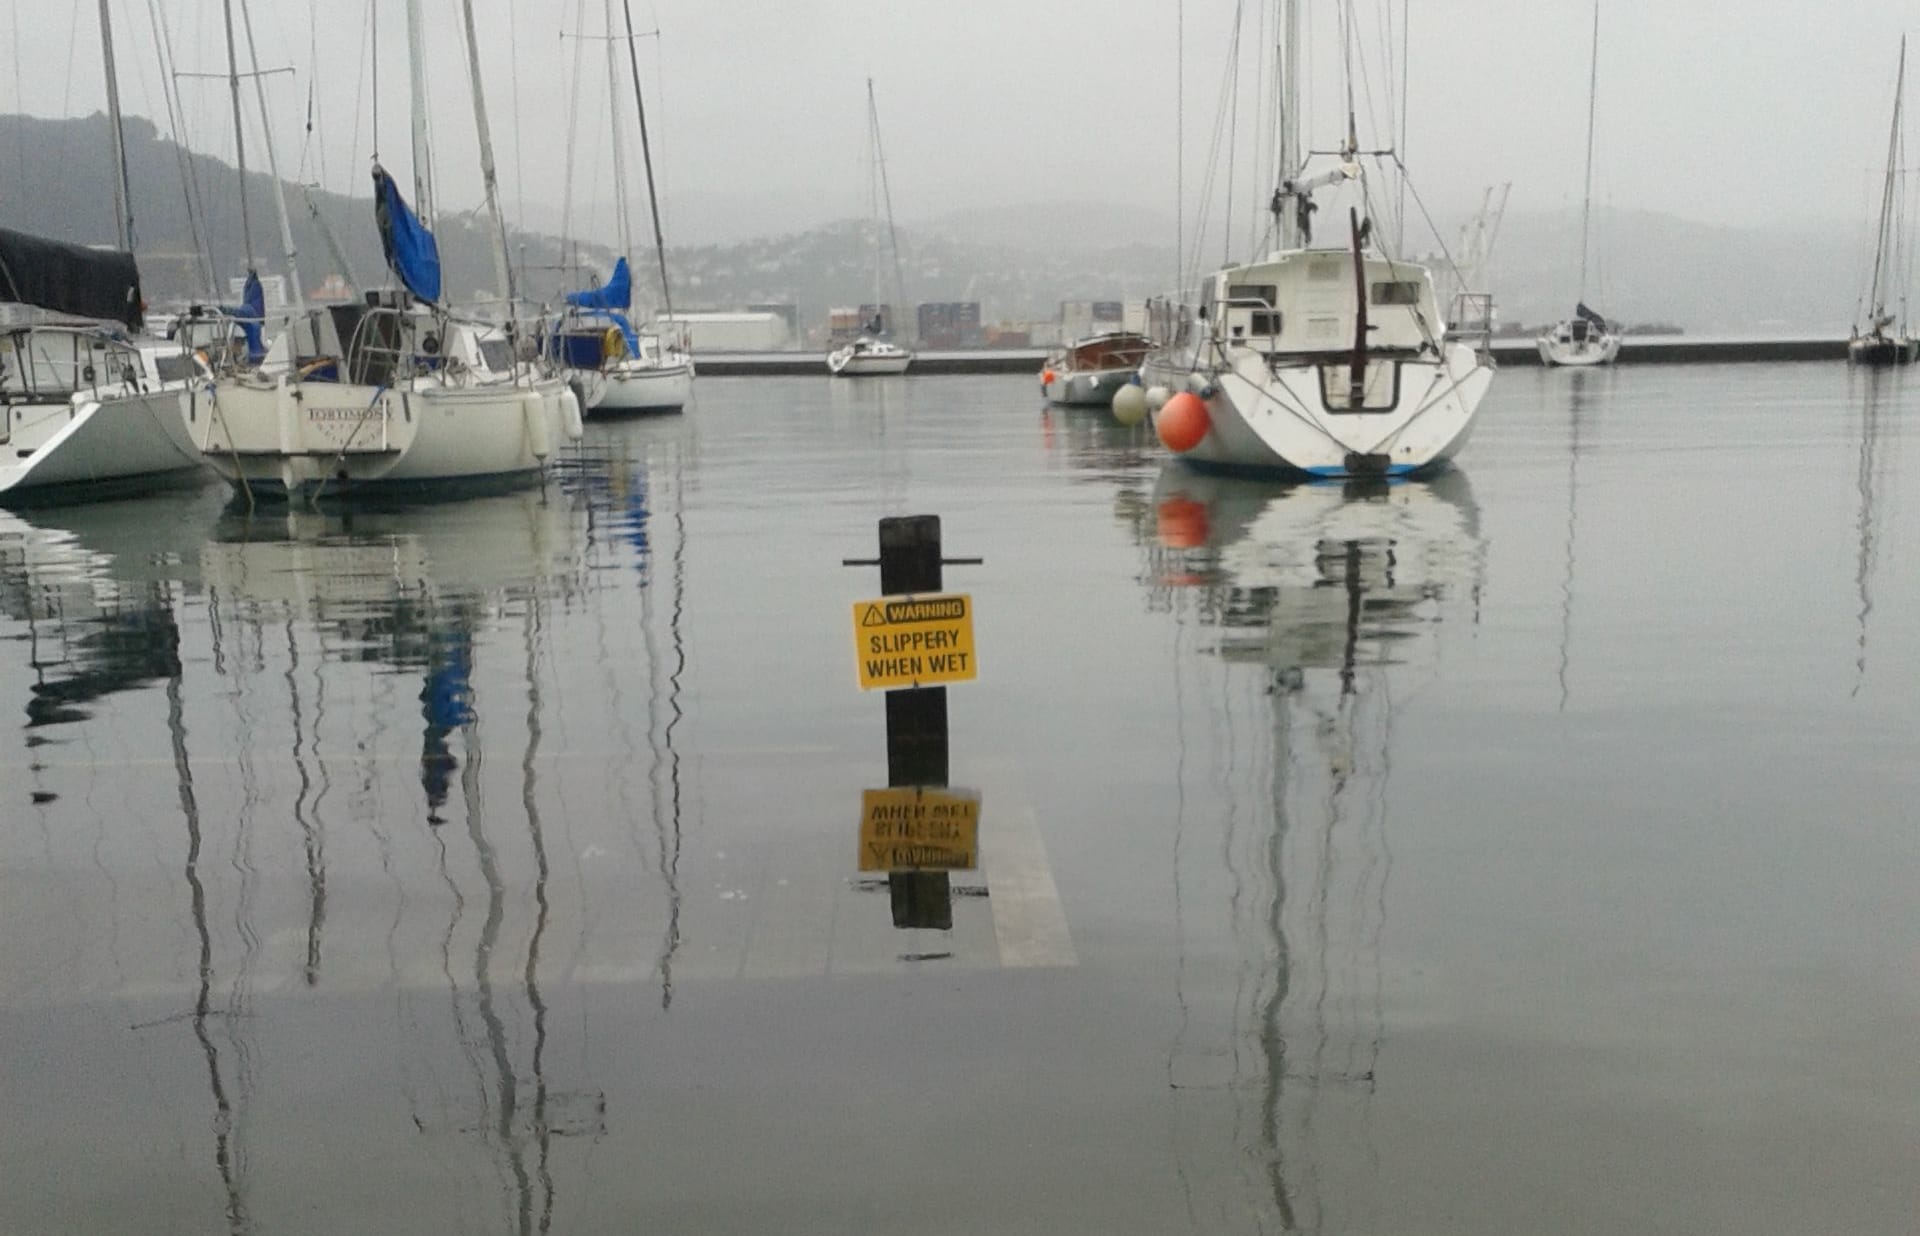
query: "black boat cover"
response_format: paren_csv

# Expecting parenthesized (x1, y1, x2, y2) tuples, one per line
(0, 227, 143, 330)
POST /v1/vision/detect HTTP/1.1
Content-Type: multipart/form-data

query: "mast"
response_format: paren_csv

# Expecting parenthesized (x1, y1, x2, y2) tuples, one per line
(456, 0, 518, 314)
(618, 0, 675, 320)
(1577, 0, 1600, 303)
(603, 0, 633, 266)
(239, 0, 304, 308)
(404, 0, 434, 224)
(97, 0, 134, 252)
(871, 80, 908, 343)
(221, 0, 256, 273)
(867, 79, 881, 326)
(1867, 37, 1907, 325)
(1274, 0, 1302, 249)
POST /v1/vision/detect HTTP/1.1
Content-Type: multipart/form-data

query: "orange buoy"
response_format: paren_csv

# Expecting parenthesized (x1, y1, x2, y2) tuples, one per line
(1156, 391, 1210, 452)
(1156, 497, 1210, 548)
(1041, 368, 1057, 385)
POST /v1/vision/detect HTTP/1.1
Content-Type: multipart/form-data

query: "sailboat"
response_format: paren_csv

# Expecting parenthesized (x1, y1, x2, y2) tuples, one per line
(196, 0, 581, 501)
(1538, 1, 1622, 367)
(1850, 37, 1919, 366)
(827, 79, 913, 377)
(550, 0, 695, 414)
(0, 2, 203, 505)
(1139, 0, 1490, 477)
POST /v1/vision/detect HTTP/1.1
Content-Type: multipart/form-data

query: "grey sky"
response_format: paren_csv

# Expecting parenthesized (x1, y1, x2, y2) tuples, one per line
(6, 0, 1918, 248)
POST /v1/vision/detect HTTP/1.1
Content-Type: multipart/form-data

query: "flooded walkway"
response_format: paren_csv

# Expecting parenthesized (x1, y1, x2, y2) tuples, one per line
(2, 369, 1915, 1233)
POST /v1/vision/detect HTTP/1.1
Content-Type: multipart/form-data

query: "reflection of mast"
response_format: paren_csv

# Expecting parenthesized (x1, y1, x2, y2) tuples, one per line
(1852, 381, 1887, 694)
(283, 620, 325, 986)
(166, 618, 252, 1234)
(663, 449, 687, 1005)
(1560, 373, 1588, 711)
(521, 596, 558, 1234)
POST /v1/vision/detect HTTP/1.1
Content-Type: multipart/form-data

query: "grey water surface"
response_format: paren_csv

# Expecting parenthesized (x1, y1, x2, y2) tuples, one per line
(1, 367, 1914, 1234)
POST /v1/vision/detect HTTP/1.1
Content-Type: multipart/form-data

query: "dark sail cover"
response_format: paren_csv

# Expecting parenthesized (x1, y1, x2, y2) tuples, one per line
(565, 257, 631, 311)
(0, 227, 143, 329)
(1575, 301, 1609, 328)
(372, 164, 441, 304)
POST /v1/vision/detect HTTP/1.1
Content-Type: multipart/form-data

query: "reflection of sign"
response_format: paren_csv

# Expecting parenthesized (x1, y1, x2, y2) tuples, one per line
(858, 787, 981, 871)
(851, 592, 977, 691)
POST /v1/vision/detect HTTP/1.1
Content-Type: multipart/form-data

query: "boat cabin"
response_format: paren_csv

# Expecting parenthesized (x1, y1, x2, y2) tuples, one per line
(1206, 249, 1444, 361)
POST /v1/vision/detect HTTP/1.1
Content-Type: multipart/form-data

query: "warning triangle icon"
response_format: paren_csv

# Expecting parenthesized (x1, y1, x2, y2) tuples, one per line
(861, 604, 886, 627)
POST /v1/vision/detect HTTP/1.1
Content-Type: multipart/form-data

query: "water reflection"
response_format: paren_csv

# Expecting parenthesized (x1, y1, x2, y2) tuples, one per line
(1141, 465, 1482, 1233)
(0, 438, 688, 1232)
(1850, 373, 1894, 693)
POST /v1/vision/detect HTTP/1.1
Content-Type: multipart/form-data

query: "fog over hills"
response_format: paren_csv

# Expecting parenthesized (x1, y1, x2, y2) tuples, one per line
(0, 112, 1875, 335)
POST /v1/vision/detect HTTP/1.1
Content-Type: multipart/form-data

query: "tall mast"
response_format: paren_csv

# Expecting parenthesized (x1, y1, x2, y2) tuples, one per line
(457, 0, 518, 314)
(97, 0, 134, 252)
(1275, 0, 1301, 248)
(239, 0, 303, 308)
(1577, 0, 1600, 302)
(872, 81, 908, 341)
(866, 79, 881, 325)
(221, 0, 256, 273)
(1868, 37, 1907, 321)
(619, 0, 675, 320)
(404, 0, 434, 223)
(603, 0, 633, 263)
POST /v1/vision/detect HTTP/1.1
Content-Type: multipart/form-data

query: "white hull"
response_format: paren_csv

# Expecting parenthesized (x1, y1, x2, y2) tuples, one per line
(573, 356, 695, 414)
(1142, 343, 1489, 478)
(827, 340, 912, 376)
(1537, 330, 1621, 366)
(1043, 366, 1138, 406)
(197, 375, 582, 500)
(0, 388, 202, 503)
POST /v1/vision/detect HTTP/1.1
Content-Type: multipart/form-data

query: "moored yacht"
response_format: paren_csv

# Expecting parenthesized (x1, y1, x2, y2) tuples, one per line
(1041, 331, 1151, 406)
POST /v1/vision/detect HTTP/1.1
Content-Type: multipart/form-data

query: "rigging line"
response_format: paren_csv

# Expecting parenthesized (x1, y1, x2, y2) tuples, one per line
(1397, 0, 1409, 250)
(620, 0, 676, 318)
(559, 0, 588, 267)
(9, 2, 22, 203)
(146, 0, 218, 295)
(508, 0, 527, 239)
(1578, 0, 1600, 301)
(1184, 13, 1244, 293)
(1176, 0, 1183, 294)
(221, 0, 257, 273)
(1223, 0, 1245, 268)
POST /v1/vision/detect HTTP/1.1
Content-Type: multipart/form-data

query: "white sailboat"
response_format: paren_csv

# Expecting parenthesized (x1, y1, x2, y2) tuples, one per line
(550, 0, 694, 414)
(197, 0, 580, 502)
(827, 79, 914, 377)
(1537, 0, 1622, 367)
(1140, 1, 1490, 478)
(1850, 37, 1919, 367)
(0, 2, 202, 505)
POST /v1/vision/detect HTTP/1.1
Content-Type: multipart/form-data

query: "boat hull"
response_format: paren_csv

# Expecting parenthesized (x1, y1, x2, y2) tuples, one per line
(197, 376, 581, 501)
(1848, 336, 1918, 366)
(1141, 343, 1490, 479)
(1042, 366, 1138, 406)
(0, 388, 203, 505)
(827, 341, 912, 376)
(1537, 331, 1621, 366)
(574, 358, 695, 414)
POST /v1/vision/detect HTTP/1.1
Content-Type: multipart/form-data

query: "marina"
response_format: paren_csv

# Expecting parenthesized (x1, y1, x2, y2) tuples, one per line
(4, 0, 1920, 1228)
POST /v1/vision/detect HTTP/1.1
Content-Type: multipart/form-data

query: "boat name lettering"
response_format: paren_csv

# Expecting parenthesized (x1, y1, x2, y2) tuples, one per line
(307, 405, 382, 422)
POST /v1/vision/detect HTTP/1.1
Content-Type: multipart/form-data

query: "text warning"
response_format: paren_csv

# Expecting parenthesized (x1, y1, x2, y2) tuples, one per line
(851, 592, 977, 691)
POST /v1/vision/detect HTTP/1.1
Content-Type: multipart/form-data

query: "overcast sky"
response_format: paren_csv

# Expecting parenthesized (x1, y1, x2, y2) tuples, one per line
(7, 0, 1918, 248)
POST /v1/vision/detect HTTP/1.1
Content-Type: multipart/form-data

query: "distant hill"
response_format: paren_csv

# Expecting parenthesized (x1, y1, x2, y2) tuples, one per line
(0, 112, 1874, 334)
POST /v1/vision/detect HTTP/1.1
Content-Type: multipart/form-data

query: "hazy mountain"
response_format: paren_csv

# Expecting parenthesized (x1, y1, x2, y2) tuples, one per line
(0, 111, 1874, 335)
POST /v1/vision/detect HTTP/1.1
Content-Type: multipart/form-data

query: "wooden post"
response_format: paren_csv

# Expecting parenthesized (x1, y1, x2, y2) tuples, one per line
(877, 514, 950, 930)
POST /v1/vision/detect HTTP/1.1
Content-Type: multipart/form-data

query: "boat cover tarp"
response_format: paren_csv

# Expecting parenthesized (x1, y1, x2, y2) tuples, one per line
(372, 165, 441, 304)
(0, 226, 144, 329)
(566, 257, 632, 311)
(220, 270, 266, 362)
(1575, 302, 1608, 328)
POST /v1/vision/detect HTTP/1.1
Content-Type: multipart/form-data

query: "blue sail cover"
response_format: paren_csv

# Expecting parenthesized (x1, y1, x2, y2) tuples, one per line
(372, 165, 441, 304)
(566, 257, 632, 311)
(219, 270, 266, 362)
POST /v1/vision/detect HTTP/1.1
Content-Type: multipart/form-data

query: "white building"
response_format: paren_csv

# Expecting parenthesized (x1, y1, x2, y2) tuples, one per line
(655, 311, 791, 352)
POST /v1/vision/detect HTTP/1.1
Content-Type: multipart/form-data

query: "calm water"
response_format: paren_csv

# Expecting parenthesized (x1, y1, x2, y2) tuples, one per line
(2, 366, 1915, 1234)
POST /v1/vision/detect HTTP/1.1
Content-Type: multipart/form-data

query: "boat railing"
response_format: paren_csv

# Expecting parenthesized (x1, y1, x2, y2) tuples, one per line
(0, 325, 156, 403)
(1445, 292, 1496, 358)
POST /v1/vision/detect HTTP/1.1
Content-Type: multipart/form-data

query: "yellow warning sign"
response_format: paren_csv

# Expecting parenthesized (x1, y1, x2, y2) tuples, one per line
(858, 787, 981, 872)
(851, 592, 977, 691)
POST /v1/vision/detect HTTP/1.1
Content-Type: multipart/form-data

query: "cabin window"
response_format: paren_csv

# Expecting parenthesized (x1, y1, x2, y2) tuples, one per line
(1226, 284, 1277, 307)
(477, 339, 514, 373)
(151, 354, 196, 383)
(1370, 281, 1422, 305)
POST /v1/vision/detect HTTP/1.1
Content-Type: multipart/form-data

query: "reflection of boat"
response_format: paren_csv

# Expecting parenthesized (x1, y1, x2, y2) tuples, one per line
(1040, 331, 1150, 406)
(1146, 464, 1482, 1228)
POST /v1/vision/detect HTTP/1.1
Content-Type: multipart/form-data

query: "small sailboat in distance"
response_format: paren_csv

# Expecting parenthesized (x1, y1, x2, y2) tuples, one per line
(1539, 0, 1621, 367)
(827, 79, 913, 377)
(1850, 36, 1919, 366)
